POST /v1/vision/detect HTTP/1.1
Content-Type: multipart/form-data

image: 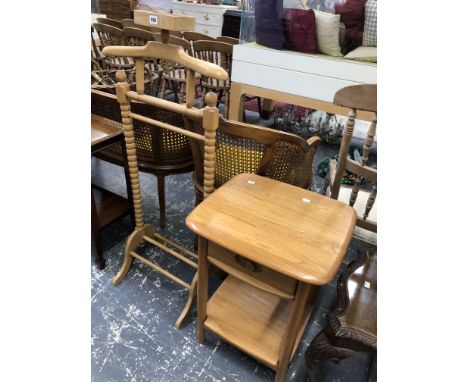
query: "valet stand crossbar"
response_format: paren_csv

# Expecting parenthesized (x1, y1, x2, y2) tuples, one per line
(101, 11, 229, 328)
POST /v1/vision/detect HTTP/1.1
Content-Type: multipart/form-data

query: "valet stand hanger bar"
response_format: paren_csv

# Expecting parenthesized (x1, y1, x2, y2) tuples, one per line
(101, 11, 228, 328)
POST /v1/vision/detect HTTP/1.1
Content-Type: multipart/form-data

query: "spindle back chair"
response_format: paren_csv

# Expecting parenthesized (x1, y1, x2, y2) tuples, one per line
(192, 40, 233, 117)
(93, 22, 133, 70)
(326, 84, 377, 245)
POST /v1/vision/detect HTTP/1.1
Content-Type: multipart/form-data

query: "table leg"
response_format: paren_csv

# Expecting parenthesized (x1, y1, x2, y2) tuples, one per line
(197, 236, 209, 344)
(275, 282, 312, 382)
(121, 138, 135, 229)
(260, 98, 275, 120)
(91, 187, 105, 270)
(228, 82, 245, 122)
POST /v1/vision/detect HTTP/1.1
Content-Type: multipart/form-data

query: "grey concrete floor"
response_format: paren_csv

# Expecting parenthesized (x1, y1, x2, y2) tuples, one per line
(91, 109, 376, 382)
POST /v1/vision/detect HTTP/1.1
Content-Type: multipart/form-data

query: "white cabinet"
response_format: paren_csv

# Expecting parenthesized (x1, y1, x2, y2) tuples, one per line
(172, 1, 238, 38)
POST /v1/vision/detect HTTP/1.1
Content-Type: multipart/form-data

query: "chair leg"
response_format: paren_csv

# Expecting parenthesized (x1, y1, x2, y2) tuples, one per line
(157, 175, 166, 229)
(171, 80, 180, 104)
(91, 187, 105, 270)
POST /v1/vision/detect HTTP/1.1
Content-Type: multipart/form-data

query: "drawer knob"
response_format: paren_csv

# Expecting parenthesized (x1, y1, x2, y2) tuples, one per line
(235, 255, 262, 273)
(204, 14, 210, 20)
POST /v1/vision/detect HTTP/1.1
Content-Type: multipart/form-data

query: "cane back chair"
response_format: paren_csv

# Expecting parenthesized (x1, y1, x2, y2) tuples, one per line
(100, 13, 229, 328)
(185, 117, 321, 207)
(192, 40, 233, 117)
(92, 87, 193, 229)
(325, 84, 377, 245)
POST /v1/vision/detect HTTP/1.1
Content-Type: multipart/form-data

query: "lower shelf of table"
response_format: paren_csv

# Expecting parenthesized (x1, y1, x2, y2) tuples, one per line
(92, 185, 130, 229)
(204, 275, 312, 369)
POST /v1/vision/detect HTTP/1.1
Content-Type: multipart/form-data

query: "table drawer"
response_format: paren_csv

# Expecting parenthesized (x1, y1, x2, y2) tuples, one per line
(207, 242, 297, 299)
(173, 9, 222, 27)
(194, 23, 221, 38)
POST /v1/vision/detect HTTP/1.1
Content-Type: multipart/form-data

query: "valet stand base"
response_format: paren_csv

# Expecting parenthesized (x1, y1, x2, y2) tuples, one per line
(112, 223, 198, 329)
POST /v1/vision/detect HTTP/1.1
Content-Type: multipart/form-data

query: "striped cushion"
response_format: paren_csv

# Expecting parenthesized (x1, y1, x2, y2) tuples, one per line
(363, 0, 377, 47)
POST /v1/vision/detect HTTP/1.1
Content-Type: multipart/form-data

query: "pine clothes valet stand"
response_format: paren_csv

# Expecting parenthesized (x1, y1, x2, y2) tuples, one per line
(186, 174, 357, 382)
(101, 10, 228, 328)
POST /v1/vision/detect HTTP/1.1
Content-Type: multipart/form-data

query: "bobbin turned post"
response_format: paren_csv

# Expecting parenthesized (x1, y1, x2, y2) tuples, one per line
(112, 70, 146, 285)
(202, 92, 219, 198)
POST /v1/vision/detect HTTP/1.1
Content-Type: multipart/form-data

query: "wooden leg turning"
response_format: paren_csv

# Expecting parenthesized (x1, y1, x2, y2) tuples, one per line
(157, 175, 166, 229)
(197, 237, 209, 344)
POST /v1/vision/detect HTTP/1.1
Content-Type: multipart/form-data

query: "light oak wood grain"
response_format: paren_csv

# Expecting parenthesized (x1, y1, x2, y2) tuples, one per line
(187, 174, 356, 285)
(134, 10, 195, 32)
(204, 275, 312, 369)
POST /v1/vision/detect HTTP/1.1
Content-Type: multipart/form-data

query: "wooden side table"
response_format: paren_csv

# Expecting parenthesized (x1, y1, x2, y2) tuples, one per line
(186, 174, 356, 382)
(91, 114, 134, 269)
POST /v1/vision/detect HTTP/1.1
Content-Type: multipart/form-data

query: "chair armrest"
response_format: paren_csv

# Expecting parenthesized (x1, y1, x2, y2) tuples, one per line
(306, 136, 321, 149)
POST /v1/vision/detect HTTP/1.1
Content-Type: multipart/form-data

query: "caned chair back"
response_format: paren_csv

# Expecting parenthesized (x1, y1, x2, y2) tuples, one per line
(93, 22, 133, 70)
(92, 89, 193, 169)
(96, 17, 123, 29)
(328, 84, 377, 244)
(184, 116, 321, 204)
(216, 36, 239, 44)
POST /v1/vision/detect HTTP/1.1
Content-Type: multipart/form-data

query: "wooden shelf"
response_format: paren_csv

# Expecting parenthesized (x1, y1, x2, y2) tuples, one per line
(92, 185, 130, 229)
(204, 275, 312, 369)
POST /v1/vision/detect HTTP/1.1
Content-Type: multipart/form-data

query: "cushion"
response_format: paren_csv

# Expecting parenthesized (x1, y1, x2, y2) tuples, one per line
(283, 9, 318, 53)
(363, 0, 377, 47)
(335, 0, 366, 53)
(344, 46, 377, 62)
(255, 0, 285, 50)
(314, 10, 343, 56)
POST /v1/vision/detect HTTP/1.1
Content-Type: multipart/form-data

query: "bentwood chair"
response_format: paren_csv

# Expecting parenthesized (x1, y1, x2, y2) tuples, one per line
(91, 89, 194, 229)
(184, 116, 321, 207)
(325, 84, 377, 245)
(192, 40, 233, 117)
(96, 17, 123, 29)
(93, 23, 133, 70)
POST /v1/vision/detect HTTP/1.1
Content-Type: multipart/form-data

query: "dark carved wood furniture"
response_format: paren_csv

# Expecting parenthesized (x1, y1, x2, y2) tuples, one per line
(91, 113, 134, 269)
(325, 84, 377, 246)
(91, 88, 193, 229)
(304, 252, 377, 381)
(186, 173, 357, 382)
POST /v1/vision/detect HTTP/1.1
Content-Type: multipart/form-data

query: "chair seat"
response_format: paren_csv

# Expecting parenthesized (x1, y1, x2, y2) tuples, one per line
(336, 187, 377, 244)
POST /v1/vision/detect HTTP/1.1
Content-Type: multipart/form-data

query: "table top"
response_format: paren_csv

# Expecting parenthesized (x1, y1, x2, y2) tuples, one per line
(91, 114, 123, 153)
(186, 174, 356, 285)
